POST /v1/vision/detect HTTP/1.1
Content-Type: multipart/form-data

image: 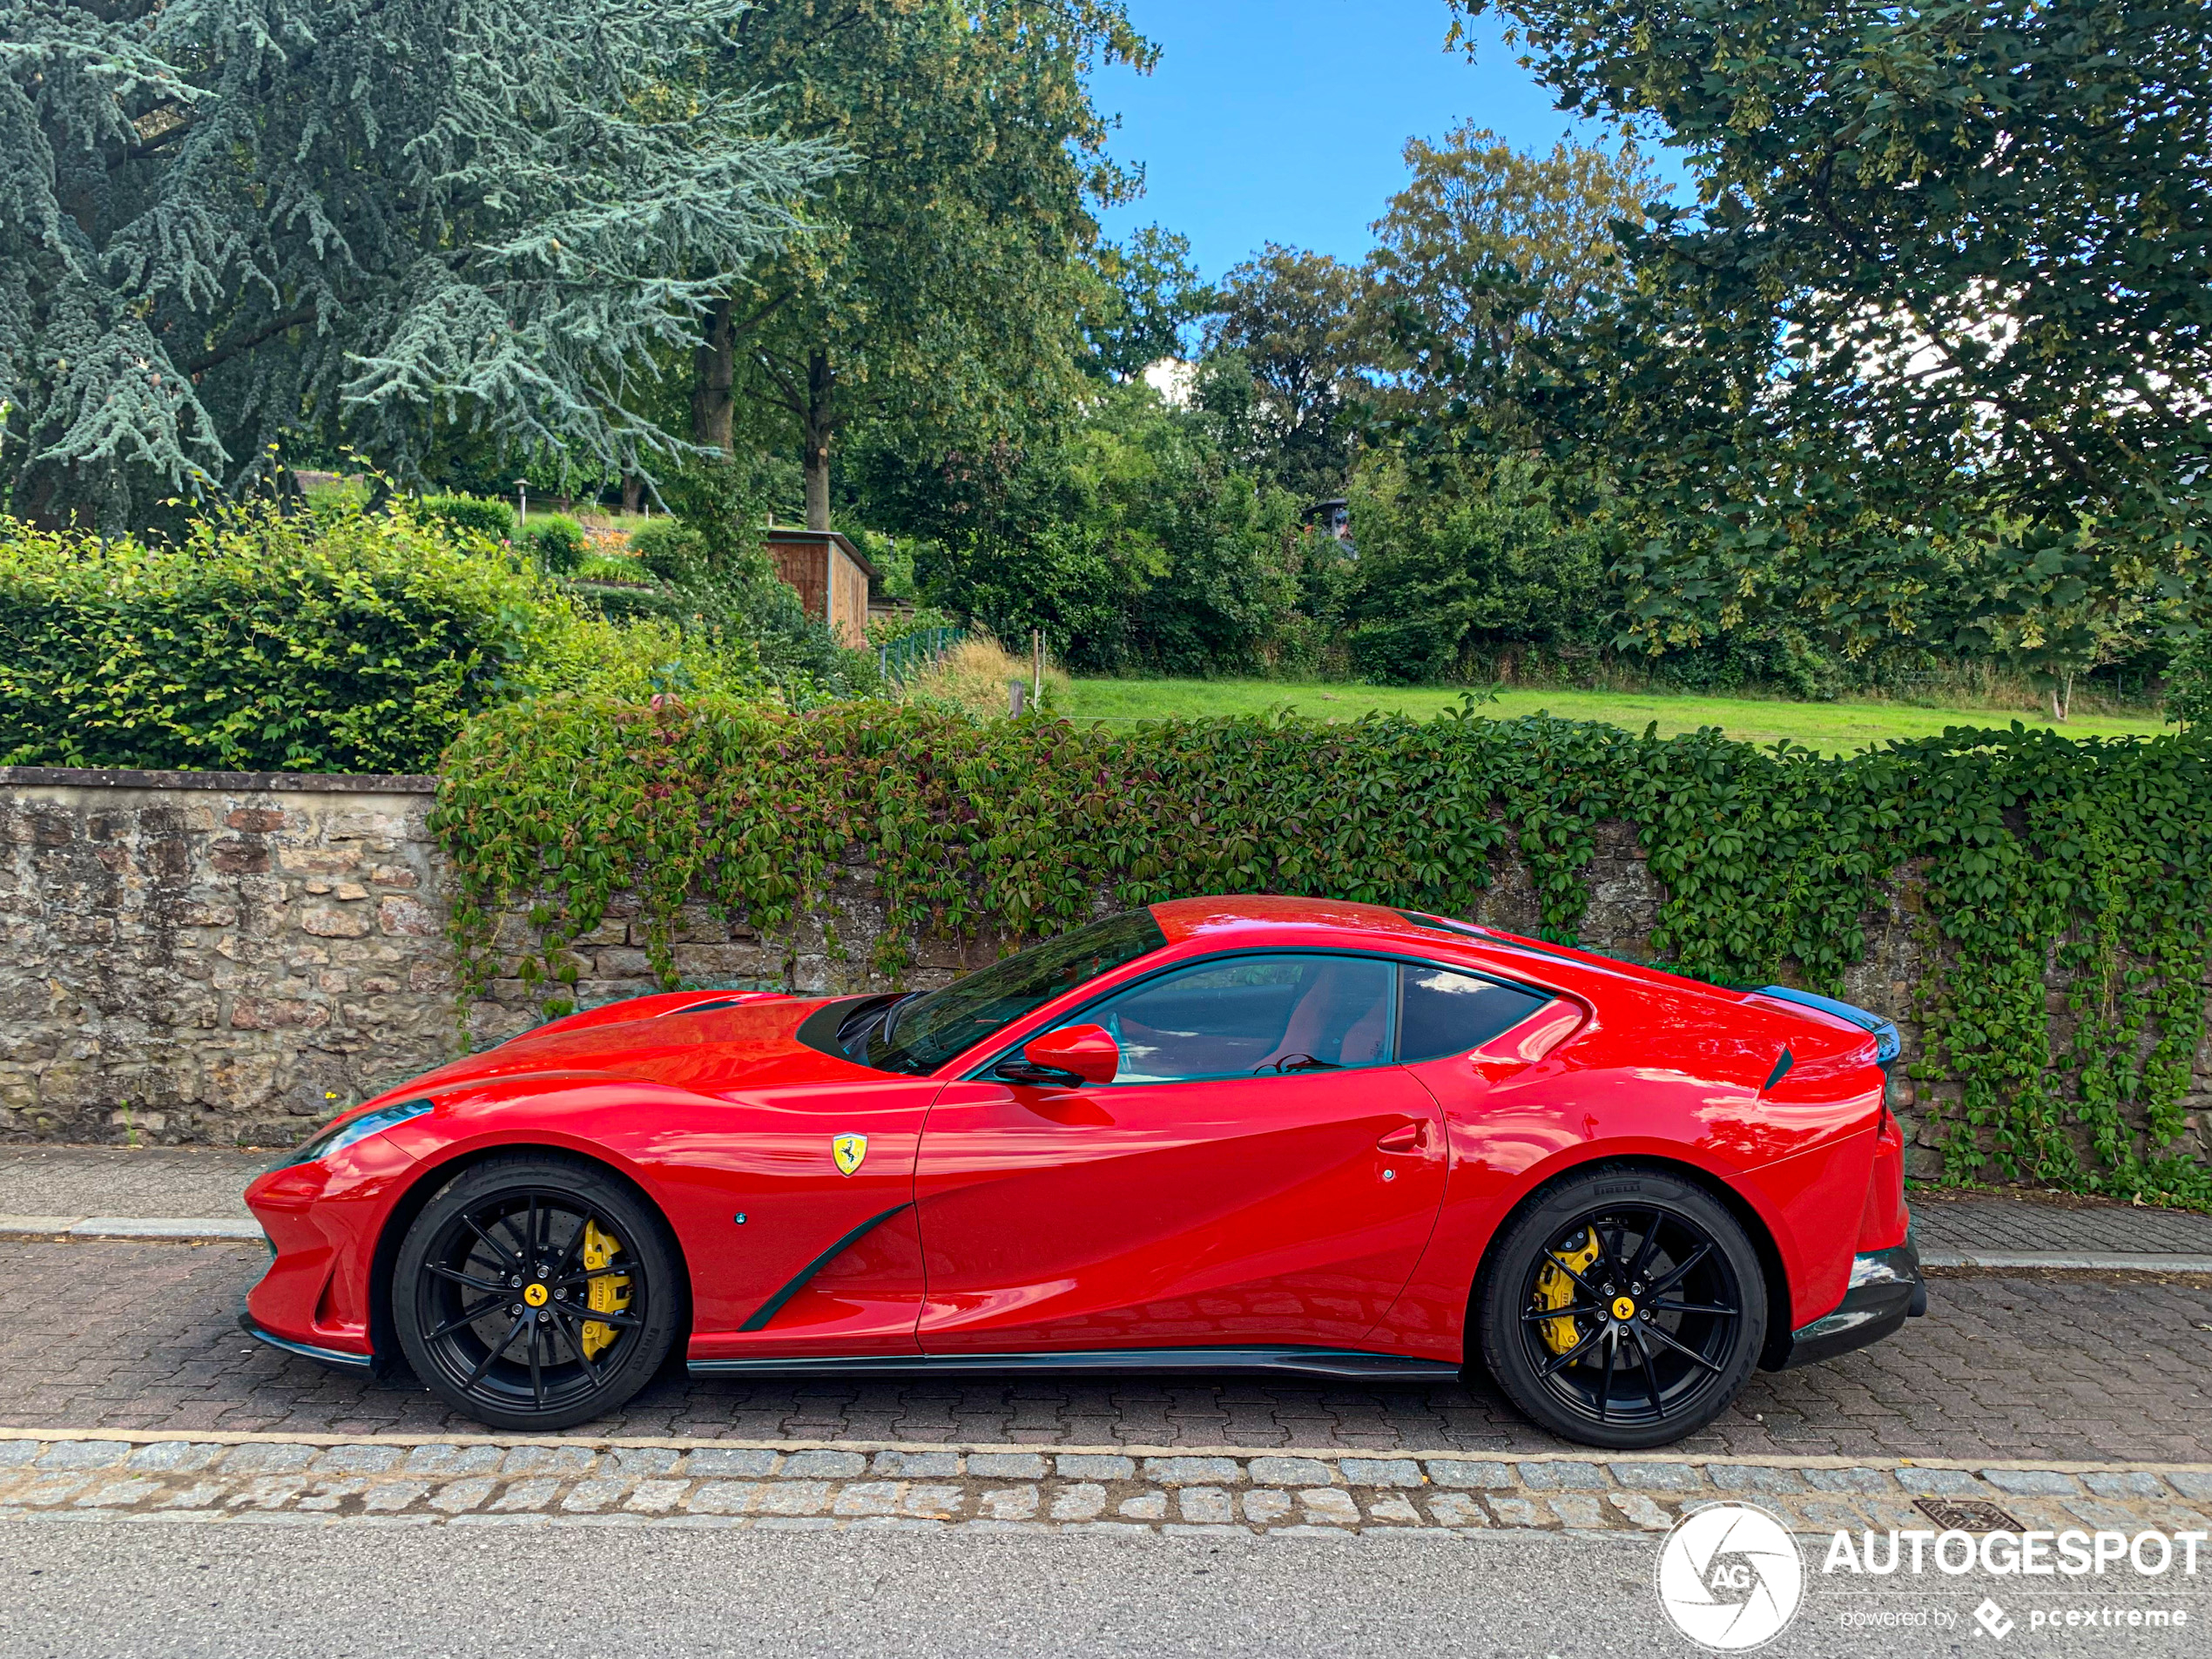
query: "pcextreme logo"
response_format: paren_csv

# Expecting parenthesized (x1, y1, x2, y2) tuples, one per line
(1656, 1503, 1807, 1651)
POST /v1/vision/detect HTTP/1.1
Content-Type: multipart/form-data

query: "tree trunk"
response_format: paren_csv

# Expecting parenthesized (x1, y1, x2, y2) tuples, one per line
(621, 473, 643, 516)
(691, 298, 735, 455)
(803, 347, 834, 531)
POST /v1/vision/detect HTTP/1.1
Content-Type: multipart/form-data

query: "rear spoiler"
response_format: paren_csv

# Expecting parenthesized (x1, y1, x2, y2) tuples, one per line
(1752, 986, 1902, 1070)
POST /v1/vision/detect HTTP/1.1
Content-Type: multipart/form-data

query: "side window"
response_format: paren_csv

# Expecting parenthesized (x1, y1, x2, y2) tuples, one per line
(1082, 954, 1397, 1083)
(1398, 966, 1551, 1063)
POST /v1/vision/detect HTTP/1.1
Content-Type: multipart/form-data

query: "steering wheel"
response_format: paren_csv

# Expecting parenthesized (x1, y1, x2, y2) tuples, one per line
(1253, 1053, 1340, 1076)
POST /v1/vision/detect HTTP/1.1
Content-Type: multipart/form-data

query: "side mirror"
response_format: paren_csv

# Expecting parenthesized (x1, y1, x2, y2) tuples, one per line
(994, 1022, 1120, 1089)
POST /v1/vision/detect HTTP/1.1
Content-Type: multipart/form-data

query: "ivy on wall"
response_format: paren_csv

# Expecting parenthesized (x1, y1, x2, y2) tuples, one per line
(435, 698, 2212, 1203)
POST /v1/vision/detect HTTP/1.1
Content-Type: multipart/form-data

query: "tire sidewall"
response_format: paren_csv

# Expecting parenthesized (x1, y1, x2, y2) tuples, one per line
(1478, 1163, 1768, 1451)
(394, 1156, 683, 1433)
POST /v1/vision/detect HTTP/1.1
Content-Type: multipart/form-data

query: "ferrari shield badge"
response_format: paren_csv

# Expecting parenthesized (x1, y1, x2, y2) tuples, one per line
(832, 1133, 868, 1177)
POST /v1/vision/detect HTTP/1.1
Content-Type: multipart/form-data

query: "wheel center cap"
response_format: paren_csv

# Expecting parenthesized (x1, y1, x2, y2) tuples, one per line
(1611, 1295, 1637, 1321)
(523, 1282, 550, 1308)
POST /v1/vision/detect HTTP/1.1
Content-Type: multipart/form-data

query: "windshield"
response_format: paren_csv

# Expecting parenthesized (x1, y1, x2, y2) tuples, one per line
(860, 910, 1168, 1076)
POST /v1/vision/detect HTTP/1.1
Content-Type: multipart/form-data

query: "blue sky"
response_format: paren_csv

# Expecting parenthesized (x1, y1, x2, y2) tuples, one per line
(1090, 0, 1681, 280)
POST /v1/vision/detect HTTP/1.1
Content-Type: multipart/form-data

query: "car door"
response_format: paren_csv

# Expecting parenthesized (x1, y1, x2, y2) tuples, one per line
(913, 952, 1449, 1355)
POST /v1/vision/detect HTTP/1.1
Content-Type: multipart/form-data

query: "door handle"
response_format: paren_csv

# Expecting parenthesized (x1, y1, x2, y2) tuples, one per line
(1375, 1122, 1426, 1154)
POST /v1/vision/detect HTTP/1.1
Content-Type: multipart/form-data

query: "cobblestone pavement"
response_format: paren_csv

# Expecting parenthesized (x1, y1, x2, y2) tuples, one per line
(3, 1432, 2208, 1539)
(1911, 1191, 2212, 1257)
(10, 1241, 2212, 1463)
(0, 1146, 263, 1219)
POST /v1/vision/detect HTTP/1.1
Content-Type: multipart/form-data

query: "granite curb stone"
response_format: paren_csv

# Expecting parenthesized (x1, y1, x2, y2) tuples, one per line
(1, 1435, 2203, 1539)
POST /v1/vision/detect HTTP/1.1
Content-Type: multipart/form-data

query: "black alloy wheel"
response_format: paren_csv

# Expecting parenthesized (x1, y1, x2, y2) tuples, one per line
(394, 1156, 681, 1432)
(1477, 1164, 1767, 1449)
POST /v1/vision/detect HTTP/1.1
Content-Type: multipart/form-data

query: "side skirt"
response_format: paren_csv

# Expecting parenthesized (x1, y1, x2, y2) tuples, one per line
(688, 1347, 1462, 1382)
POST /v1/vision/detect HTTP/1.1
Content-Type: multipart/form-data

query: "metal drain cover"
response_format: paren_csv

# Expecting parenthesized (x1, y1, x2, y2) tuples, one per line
(1914, 1497, 2027, 1533)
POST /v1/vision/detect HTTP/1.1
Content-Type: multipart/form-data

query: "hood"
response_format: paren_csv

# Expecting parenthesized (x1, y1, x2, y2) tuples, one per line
(378, 990, 883, 1106)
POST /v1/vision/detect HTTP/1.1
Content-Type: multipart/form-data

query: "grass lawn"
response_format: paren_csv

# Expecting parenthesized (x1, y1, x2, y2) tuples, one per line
(1060, 678, 2170, 756)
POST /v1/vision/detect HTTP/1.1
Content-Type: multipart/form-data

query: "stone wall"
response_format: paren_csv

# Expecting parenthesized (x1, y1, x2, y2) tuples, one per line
(1, 768, 454, 1146)
(3, 768, 2207, 1177)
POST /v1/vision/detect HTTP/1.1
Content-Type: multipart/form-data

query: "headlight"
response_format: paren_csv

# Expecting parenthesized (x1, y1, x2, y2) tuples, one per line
(284, 1098, 435, 1167)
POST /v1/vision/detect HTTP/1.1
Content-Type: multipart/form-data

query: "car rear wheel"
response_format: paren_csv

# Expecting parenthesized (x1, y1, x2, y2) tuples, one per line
(1477, 1164, 1767, 1449)
(394, 1157, 681, 1432)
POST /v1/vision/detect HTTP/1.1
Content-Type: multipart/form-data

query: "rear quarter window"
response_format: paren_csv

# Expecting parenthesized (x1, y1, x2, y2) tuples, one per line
(1398, 966, 1551, 1063)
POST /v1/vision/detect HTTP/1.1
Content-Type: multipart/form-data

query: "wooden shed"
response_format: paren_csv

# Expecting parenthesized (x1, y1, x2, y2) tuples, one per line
(764, 528, 877, 648)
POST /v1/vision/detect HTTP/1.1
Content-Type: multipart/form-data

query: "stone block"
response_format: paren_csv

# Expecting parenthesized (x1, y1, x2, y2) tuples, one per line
(1516, 1461, 1608, 1491)
(279, 849, 361, 875)
(687, 1447, 779, 1478)
(1250, 1457, 1337, 1487)
(1055, 1454, 1135, 1480)
(965, 1453, 1047, 1480)
(208, 840, 270, 874)
(378, 896, 437, 937)
(780, 1450, 867, 1480)
(300, 906, 371, 940)
(1143, 1456, 1244, 1487)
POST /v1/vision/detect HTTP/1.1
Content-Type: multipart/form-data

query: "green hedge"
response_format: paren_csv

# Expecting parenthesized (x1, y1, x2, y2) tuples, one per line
(419, 494, 517, 543)
(0, 505, 765, 773)
(520, 515, 590, 576)
(436, 698, 2212, 1204)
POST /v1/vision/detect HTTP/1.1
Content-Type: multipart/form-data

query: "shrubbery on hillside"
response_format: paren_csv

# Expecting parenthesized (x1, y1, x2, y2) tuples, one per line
(0, 503, 764, 774)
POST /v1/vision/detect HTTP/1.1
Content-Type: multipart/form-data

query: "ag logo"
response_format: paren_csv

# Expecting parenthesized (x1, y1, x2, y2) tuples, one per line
(832, 1133, 868, 1177)
(1655, 1501, 1804, 1651)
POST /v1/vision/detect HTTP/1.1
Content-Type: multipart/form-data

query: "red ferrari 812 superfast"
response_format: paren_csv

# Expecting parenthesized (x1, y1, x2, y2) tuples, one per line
(243, 896, 1925, 1447)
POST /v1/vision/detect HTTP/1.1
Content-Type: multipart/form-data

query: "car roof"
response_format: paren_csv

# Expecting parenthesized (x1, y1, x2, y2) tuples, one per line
(1149, 894, 1466, 947)
(1144, 894, 1748, 1009)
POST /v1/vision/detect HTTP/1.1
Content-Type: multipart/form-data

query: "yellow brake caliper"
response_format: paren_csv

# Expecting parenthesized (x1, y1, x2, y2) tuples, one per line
(580, 1219, 632, 1362)
(1534, 1229, 1602, 1356)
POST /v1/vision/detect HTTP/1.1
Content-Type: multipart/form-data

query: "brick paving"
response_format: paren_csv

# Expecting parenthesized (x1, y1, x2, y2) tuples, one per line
(4, 1434, 2208, 1537)
(8, 1240, 2212, 1464)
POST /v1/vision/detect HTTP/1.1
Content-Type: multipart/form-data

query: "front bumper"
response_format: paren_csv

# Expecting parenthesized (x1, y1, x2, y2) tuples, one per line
(1774, 1239, 1926, 1371)
(237, 1305, 374, 1372)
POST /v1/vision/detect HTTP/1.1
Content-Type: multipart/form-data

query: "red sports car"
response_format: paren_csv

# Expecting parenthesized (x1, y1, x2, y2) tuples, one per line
(242, 895, 1924, 1448)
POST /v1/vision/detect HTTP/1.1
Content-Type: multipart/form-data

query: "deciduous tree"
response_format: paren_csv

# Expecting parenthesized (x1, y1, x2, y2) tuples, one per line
(1202, 246, 1368, 502)
(1366, 125, 1657, 421)
(1082, 225, 1214, 382)
(710, 0, 1151, 530)
(1444, 0, 2212, 680)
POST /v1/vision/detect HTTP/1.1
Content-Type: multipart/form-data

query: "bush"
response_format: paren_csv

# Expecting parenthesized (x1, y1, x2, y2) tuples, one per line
(0, 502, 765, 773)
(1343, 454, 1610, 685)
(654, 465, 880, 698)
(890, 383, 1302, 677)
(520, 514, 590, 576)
(626, 518, 709, 585)
(1645, 629, 1847, 701)
(418, 494, 516, 543)
(866, 604, 962, 649)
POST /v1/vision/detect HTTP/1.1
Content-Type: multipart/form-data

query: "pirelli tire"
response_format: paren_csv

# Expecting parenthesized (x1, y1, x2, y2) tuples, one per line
(1478, 1163, 1768, 1450)
(393, 1155, 682, 1432)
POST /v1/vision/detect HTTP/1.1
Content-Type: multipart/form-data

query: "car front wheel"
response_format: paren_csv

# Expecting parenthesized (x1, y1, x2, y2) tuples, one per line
(394, 1156, 681, 1432)
(1478, 1164, 1767, 1449)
